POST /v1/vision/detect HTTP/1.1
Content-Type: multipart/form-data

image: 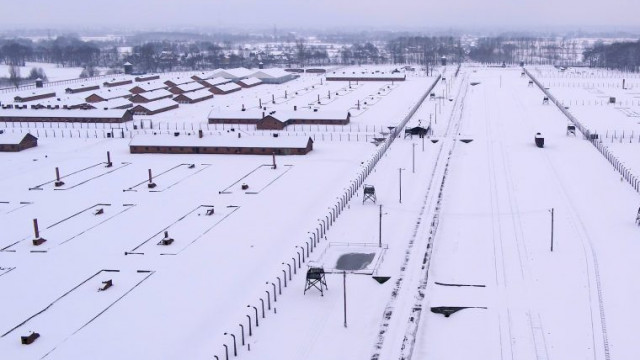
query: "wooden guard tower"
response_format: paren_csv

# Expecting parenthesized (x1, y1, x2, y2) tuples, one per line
(363, 184, 376, 204)
(304, 267, 328, 296)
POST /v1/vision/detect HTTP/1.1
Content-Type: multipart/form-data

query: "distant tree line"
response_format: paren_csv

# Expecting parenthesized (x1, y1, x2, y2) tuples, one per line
(386, 36, 462, 66)
(0, 36, 100, 68)
(583, 40, 640, 72)
(467, 36, 584, 66)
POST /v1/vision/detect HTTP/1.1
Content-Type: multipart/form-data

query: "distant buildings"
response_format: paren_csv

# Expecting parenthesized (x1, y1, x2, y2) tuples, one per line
(129, 134, 313, 155)
(208, 109, 350, 130)
(14, 91, 56, 103)
(326, 70, 405, 82)
(0, 109, 133, 123)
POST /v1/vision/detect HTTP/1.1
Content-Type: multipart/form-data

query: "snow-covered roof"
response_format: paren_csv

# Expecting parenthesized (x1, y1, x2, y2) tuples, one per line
(208, 109, 263, 120)
(0, 108, 130, 119)
(103, 97, 132, 109)
(164, 76, 193, 85)
(173, 82, 205, 92)
(14, 90, 56, 100)
(88, 88, 131, 100)
(214, 68, 253, 79)
(129, 134, 311, 149)
(193, 70, 220, 80)
(215, 83, 241, 92)
(208, 109, 348, 122)
(132, 99, 177, 112)
(250, 68, 292, 79)
(239, 77, 262, 86)
(65, 84, 99, 92)
(201, 77, 231, 86)
(326, 71, 405, 80)
(177, 89, 212, 101)
(136, 89, 173, 101)
(0, 132, 37, 144)
(132, 81, 167, 92)
(266, 110, 348, 122)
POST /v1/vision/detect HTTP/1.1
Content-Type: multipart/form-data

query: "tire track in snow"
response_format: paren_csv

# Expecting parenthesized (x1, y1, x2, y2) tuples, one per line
(369, 71, 469, 360)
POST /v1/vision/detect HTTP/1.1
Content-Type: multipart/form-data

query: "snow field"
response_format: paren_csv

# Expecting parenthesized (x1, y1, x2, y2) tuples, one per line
(0, 67, 438, 360)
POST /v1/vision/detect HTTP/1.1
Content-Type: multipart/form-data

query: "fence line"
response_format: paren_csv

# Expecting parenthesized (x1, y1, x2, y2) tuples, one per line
(526, 68, 639, 194)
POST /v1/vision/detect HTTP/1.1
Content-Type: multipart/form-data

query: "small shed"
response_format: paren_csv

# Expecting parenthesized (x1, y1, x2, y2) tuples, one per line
(0, 133, 38, 152)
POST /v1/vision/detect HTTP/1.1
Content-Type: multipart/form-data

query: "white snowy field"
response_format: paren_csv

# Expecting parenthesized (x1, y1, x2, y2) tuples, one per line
(0, 62, 85, 83)
(530, 65, 640, 197)
(413, 66, 640, 360)
(0, 66, 442, 360)
(1, 64, 639, 360)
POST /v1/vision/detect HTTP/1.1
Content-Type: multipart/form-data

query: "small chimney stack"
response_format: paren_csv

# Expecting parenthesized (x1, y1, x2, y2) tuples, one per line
(54, 167, 65, 187)
(33, 218, 40, 239)
(106, 151, 113, 168)
(32, 218, 46, 246)
(147, 169, 156, 188)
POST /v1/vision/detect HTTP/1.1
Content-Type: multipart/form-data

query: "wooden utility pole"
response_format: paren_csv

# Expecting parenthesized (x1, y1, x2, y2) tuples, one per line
(343, 271, 347, 328)
(379, 204, 382, 248)
(550, 208, 555, 252)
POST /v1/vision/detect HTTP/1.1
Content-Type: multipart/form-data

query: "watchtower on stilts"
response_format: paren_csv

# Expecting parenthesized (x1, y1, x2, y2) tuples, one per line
(363, 184, 376, 204)
(304, 267, 328, 296)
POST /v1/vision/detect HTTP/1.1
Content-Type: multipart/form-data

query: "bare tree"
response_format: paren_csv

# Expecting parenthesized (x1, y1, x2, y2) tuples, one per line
(295, 38, 306, 67)
(80, 64, 98, 78)
(8, 65, 20, 88)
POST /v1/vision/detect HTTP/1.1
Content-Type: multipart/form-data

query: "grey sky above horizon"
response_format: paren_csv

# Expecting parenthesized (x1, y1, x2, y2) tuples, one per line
(3, 0, 639, 31)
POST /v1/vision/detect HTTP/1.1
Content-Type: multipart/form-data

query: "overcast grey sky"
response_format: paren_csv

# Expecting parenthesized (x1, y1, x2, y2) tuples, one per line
(3, 0, 639, 31)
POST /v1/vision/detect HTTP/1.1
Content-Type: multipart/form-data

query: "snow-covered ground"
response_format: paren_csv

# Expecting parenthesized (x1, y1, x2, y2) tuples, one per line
(0, 62, 85, 82)
(0, 64, 638, 360)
